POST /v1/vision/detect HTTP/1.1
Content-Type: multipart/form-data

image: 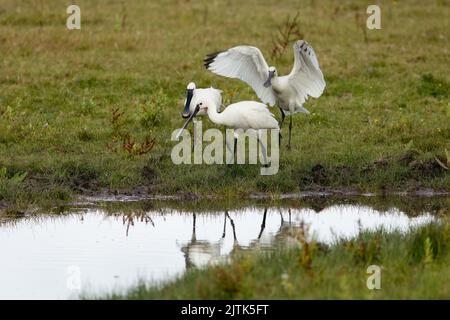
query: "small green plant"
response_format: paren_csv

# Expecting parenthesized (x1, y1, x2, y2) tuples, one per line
(80, 98, 95, 116)
(409, 221, 449, 264)
(423, 237, 434, 265)
(0, 167, 27, 201)
(0, 167, 27, 185)
(418, 74, 449, 98)
(140, 103, 163, 129)
(114, 3, 127, 32)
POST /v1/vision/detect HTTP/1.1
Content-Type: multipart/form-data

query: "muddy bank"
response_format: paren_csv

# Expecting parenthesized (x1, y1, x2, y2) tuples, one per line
(2, 192, 448, 230)
(75, 188, 450, 204)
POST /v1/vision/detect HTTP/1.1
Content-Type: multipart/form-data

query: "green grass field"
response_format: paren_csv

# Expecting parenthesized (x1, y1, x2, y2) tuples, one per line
(0, 0, 449, 210)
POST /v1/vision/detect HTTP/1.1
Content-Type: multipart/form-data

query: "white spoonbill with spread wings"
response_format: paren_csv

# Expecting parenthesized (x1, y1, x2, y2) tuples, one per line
(204, 40, 325, 149)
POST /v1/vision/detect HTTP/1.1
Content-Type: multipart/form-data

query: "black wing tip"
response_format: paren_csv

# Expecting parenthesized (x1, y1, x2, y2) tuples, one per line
(203, 50, 223, 69)
(204, 60, 213, 69)
(205, 50, 223, 58)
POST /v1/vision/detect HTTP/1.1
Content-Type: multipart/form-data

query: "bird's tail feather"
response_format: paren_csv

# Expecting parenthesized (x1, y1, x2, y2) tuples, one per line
(284, 105, 310, 115)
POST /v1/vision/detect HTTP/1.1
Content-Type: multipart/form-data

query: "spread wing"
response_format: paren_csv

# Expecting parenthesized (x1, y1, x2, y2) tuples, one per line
(205, 46, 277, 106)
(288, 40, 326, 106)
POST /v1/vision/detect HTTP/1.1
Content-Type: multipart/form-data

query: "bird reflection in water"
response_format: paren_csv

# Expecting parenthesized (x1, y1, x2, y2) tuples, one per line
(179, 208, 305, 270)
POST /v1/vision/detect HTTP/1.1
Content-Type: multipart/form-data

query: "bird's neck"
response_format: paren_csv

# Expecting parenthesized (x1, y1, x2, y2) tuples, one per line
(205, 99, 225, 125)
(271, 76, 282, 89)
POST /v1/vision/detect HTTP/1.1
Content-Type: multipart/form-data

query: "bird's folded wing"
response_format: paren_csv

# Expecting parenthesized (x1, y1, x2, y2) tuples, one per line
(288, 41, 326, 102)
(205, 46, 277, 106)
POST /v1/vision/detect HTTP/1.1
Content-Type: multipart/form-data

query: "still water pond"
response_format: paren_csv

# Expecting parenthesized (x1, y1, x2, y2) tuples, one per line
(0, 198, 446, 299)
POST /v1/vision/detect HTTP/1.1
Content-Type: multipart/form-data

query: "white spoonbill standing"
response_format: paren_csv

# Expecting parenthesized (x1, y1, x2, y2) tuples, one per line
(204, 40, 325, 149)
(178, 88, 279, 164)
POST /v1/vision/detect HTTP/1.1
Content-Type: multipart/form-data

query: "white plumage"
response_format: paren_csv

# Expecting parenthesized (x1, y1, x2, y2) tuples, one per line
(178, 88, 279, 163)
(194, 88, 279, 131)
(208, 101, 279, 130)
(204, 40, 325, 148)
(182, 82, 221, 118)
(179, 82, 223, 142)
(205, 46, 277, 106)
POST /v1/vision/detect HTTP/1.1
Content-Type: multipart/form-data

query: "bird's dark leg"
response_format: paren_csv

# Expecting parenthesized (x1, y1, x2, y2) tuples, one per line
(279, 108, 285, 128)
(288, 115, 293, 150)
(257, 208, 268, 240)
(226, 211, 237, 241)
(279, 108, 285, 146)
(191, 127, 195, 151)
(226, 136, 237, 165)
(234, 137, 238, 164)
(222, 212, 227, 238)
(192, 213, 196, 242)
